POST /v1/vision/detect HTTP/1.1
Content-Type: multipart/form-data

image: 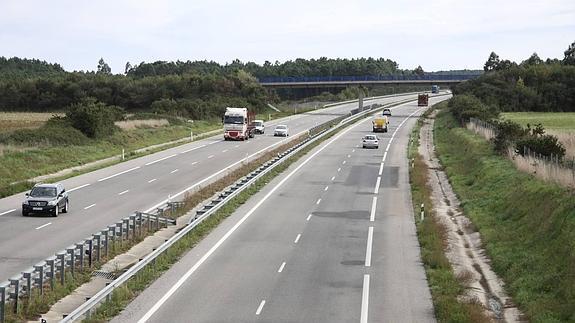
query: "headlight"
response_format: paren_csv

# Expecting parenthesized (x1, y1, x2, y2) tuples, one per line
(22, 200, 29, 205)
(48, 200, 57, 206)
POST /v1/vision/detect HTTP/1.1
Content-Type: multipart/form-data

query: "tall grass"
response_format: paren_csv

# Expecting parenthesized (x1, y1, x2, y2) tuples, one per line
(435, 109, 575, 322)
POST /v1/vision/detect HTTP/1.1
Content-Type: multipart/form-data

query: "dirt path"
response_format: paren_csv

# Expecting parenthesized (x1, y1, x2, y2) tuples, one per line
(418, 111, 524, 322)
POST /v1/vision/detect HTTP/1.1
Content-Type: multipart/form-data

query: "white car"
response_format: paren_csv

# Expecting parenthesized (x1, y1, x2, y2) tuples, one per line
(254, 120, 265, 134)
(274, 125, 289, 137)
(362, 135, 379, 149)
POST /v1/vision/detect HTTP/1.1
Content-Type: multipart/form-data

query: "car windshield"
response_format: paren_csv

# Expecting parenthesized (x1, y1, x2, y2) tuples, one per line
(364, 136, 376, 140)
(30, 187, 57, 197)
(276, 125, 287, 130)
(255, 122, 263, 126)
(224, 115, 244, 124)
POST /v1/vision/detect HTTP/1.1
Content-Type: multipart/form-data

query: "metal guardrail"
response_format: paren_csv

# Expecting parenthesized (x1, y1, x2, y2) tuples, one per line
(259, 74, 481, 83)
(59, 96, 415, 322)
(0, 205, 178, 323)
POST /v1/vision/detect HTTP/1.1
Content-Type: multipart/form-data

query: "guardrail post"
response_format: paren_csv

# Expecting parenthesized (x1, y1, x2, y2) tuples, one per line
(108, 226, 116, 252)
(116, 222, 123, 242)
(9, 279, 18, 314)
(23, 272, 31, 300)
(76, 243, 84, 271)
(1, 285, 5, 323)
(87, 239, 93, 268)
(123, 218, 130, 240)
(103, 230, 109, 259)
(137, 212, 143, 236)
(47, 259, 55, 291)
(34, 265, 44, 295)
(94, 234, 101, 263)
(57, 253, 65, 285)
(66, 248, 75, 279)
(155, 214, 160, 231)
(129, 215, 136, 240)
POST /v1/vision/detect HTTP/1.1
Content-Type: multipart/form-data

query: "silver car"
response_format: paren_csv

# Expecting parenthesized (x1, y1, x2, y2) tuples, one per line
(362, 135, 379, 149)
(274, 125, 289, 137)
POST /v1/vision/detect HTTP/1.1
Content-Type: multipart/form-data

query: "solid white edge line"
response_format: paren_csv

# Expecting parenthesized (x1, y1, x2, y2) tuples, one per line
(370, 197, 377, 222)
(374, 177, 381, 195)
(256, 300, 266, 315)
(324, 186, 329, 191)
(68, 183, 90, 192)
(365, 226, 374, 267)
(382, 151, 388, 162)
(0, 209, 16, 216)
(294, 234, 302, 244)
(98, 166, 140, 182)
(84, 204, 96, 210)
(118, 190, 129, 196)
(180, 144, 207, 154)
(378, 162, 384, 176)
(136, 114, 365, 323)
(316, 198, 321, 205)
(360, 274, 370, 323)
(170, 169, 179, 174)
(278, 262, 286, 273)
(35, 222, 52, 230)
(306, 214, 312, 221)
(145, 154, 178, 166)
(331, 176, 335, 181)
(148, 179, 157, 183)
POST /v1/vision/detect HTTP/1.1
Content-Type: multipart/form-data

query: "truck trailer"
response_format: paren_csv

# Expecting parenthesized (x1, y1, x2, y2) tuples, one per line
(418, 94, 429, 107)
(223, 107, 255, 141)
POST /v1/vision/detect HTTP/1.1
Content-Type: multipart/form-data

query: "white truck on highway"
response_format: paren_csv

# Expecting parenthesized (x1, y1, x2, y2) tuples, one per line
(223, 107, 256, 141)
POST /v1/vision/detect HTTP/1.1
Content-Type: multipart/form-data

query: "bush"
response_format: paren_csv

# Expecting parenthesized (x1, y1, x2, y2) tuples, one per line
(491, 119, 527, 153)
(0, 118, 90, 146)
(448, 94, 500, 123)
(515, 134, 566, 158)
(66, 99, 124, 138)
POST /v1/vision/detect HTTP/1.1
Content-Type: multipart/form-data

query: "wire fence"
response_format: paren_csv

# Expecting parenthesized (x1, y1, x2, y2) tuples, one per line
(467, 118, 575, 189)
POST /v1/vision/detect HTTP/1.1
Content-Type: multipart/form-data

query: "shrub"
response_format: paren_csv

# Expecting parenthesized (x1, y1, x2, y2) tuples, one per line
(491, 119, 527, 153)
(0, 118, 90, 146)
(66, 98, 124, 138)
(448, 94, 499, 123)
(515, 134, 566, 158)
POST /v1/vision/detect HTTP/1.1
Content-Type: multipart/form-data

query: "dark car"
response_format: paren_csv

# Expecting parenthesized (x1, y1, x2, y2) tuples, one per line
(382, 108, 391, 116)
(22, 183, 69, 217)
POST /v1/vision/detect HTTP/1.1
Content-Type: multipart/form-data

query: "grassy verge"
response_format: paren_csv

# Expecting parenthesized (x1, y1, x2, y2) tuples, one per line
(408, 103, 488, 322)
(501, 112, 575, 131)
(435, 108, 575, 322)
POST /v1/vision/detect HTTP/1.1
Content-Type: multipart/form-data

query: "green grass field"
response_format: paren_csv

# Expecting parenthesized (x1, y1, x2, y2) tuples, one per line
(501, 112, 575, 131)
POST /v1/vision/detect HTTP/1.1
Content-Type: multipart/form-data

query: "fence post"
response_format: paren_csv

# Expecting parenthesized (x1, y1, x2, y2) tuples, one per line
(94, 234, 101, 263)
(34, 265, 44, 295)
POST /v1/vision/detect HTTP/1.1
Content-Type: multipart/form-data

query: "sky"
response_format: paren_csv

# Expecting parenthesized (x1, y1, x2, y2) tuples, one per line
(1, 0, 574, 74)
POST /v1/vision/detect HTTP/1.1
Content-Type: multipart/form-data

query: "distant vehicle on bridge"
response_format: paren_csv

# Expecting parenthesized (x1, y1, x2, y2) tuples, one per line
(432, 85, 439, 93)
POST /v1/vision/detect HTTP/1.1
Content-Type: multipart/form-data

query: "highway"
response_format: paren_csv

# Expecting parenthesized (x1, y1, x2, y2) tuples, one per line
(0, 93, 420, 284)
(112, 96, 449, 323)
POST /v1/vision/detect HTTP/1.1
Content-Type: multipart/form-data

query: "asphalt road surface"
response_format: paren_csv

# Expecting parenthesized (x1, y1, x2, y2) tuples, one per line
(0, 93, 421, 284)
(112, 95, 450, 323)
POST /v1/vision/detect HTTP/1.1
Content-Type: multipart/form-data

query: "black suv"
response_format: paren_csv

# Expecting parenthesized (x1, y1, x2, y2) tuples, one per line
(22, 183, 69, 217)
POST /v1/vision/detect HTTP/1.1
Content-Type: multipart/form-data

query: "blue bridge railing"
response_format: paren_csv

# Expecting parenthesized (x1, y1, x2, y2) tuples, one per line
(258, 74, 481, 83)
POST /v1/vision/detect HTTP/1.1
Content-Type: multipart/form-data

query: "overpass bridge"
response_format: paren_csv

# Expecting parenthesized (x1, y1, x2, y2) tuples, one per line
(259, 74, 480, 88)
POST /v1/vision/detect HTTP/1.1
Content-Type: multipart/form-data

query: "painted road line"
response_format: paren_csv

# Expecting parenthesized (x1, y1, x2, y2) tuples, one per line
(68, 183, 90, 192)
(306, 214, 312, 221)
(191, 161, 198, 165)
(170, 169, 179, 174)
(385, 143, 391, 152)
(118, 190, 129, 196)
(374, 177, 381, 194)
(256, 300, 266, 315)
(84, 204, 96, 210)
(0, 209, 16, 216)
(136, 112, 370, 322)
(180, 145, 207, 154)
(148, 179, 157, 183)
(352, 149, 355, 152)
(316, 198, 321, 205)
(365, 226, 374, 266)
(361, 274, 370, 323)
(370, 197, 377, 222)
(324, 186, 329, 191)
(222, 149, 228, 153)
(331, 176, 335, 181)
(35, 222, 52, 230)
(378, 163, 384, 176)
(347, 154, 351, 158)
(278, 262, 286, 273)
(145, 154, 178, 166)
(337, 167, 341, 172)
(342, 160, 346, 164)
(294, 234, 302, 244)
(382, 151, 388, 162)
(234, 145, 240, 148)
(98, 166, 140, 182)
(207, 155, 214, 159)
